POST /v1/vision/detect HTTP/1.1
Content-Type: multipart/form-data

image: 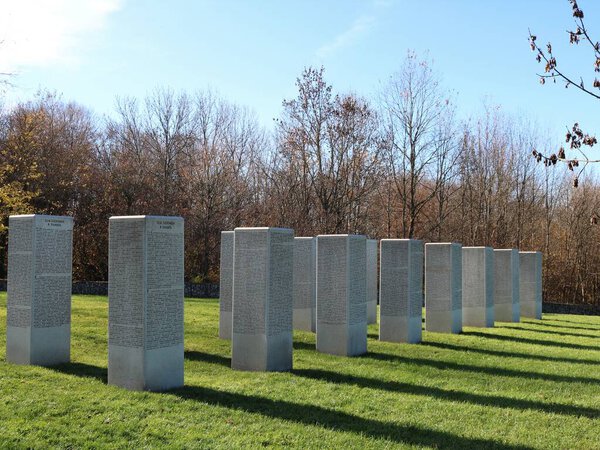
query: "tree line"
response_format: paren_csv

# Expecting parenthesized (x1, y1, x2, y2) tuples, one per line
(1, 53, 599, 304)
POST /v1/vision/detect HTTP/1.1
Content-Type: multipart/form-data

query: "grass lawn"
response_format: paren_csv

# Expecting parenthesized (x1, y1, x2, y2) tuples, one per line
(0, 293, 599, 449)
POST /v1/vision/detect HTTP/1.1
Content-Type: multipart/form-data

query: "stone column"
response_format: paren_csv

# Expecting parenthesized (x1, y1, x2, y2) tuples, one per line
(219, 231, 234, 339)
(293, 237, 316, 332)
(316, 234, 367, 356)
(6, 215, 73, 366)
(425, 243, 462, 334)
(108, 216, 184, 391)
(366, 239, 378, 324)
(379, 239, 423, 343)
(462, 247, 494, 327)
(494, 249, 520, 322)
(520, 251, 542, 320)
(232, 227, 294, 371)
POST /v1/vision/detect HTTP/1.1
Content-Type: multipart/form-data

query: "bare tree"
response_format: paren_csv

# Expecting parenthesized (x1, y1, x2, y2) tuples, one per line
(379, 52, 457, 238)
(275, 67, 381, 234)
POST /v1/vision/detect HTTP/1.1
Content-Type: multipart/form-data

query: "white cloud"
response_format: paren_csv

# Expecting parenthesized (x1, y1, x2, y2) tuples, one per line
(0, 0, 123, 73)
(316, 15, 376, 60)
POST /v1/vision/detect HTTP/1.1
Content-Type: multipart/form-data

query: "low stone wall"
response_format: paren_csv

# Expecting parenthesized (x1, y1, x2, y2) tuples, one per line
(0, 279, 595, 311)
(72, 281, 108, 296)
(0, 280, 219, 299)
(185, 283, 219, 299)
(543, 301, 600, 316)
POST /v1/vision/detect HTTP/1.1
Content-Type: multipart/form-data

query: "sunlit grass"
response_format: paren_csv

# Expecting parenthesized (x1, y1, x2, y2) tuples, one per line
(0, 293, 598, 449)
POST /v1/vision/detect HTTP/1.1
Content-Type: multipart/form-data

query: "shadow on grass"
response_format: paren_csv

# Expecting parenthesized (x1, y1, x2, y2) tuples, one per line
(185, 351, 230, 367)
(361, 351, 600, 384)
(421, 341, 600, 366)
(293, 341, 315, 350)
(494, 325, 599, 340)
(543, 317, 600, 326)
(524, 320, 600, 333)
(292, 368, 600, 419)
(50, 362, 107, 382)
(169, 385, 533, 450)
(462, 331, 600, 352)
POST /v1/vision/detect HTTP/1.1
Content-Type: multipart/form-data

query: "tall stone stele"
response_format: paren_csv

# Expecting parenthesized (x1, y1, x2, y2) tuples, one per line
(519, 251, 543, 320)
(494, 249, 520, 322)
(425, 243, 462, 334)
(6, 215, 73, 366)
(108, 216, 184, 391)
(366, 239, 378, 324)
(379, 239, 423, 343)
(232, 227, 294, 371)
(293, 237, 316, 332)
(316, 234, 367, 356)
(462, 247, 495, 328)
(219, 231, 234, 339)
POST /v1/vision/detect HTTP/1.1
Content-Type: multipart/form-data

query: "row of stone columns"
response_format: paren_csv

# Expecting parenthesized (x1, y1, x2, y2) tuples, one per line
(4, 215, 543, 390)
(220, 235, 544, 352)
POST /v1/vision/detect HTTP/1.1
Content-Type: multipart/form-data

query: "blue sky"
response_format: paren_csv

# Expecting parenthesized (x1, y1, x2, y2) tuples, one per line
(2, 0, 600, 147)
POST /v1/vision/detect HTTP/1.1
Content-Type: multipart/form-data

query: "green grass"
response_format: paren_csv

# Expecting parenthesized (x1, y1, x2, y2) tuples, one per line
(0, 293, 599, 449)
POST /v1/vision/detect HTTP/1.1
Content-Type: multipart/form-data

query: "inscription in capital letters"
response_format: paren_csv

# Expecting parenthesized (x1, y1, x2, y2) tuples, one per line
(268, 230, 293, 336)
(318, 237, 347, 325)
(494, 251, 512, 305)
(219, 232, 234, 313)
(293, 239, 314, 310)
(349, 237, 366, 325)
(33, 219, 73, 328)
(7, 217, 34, 327)
(109, 219, 145, 347)
(233, 230, 267, 334)
(426, 246, 452, 312)
(452, 245, 462, 310)
(410, 244, 424, 317)
(146, 219, 184, 350)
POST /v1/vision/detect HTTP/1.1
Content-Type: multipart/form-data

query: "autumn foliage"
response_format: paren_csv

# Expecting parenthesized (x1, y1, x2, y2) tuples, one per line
(1, 57, 600, 305)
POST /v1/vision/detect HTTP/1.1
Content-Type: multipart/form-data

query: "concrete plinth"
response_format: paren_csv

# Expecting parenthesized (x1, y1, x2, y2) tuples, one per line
(293, 237, 316, 332)
(520, 251, 543, 320)
(366, 239, 378, 324)
(6, 215, 73, 366)
(219, 231, 234, 339)
(494, 249, 520, 322)
(108, 216, 184, 391)
(379, 239, 423, 343)
(462, 247, 494, 327)
(425, 243, 462, 334)
(316, 235, 367, 356)
(232, 227, 294, 371)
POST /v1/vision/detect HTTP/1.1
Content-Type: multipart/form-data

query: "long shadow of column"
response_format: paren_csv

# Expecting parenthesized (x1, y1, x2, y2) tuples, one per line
(291, 368, 600, 419)
(47, 358, 536, 449)
(420, 341, 600, 366)
(168, 384, 535, 450)
(461, 331, 600, 352)
(358, 351, 600, 384)
(493, 325, 599, 339)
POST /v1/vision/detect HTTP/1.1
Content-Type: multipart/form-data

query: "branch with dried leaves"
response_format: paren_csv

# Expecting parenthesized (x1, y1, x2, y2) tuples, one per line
(529, 0, 599, 186)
